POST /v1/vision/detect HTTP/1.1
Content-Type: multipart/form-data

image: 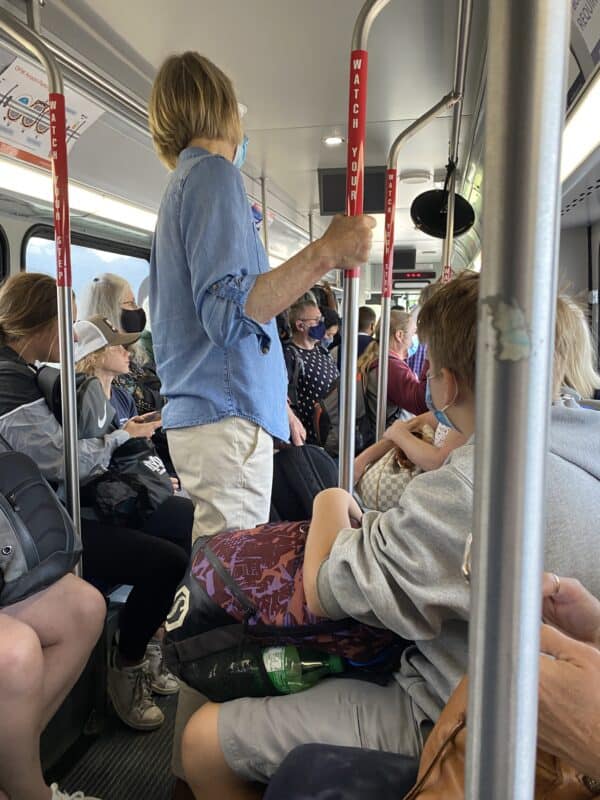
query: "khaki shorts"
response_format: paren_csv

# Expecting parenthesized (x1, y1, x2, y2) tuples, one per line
(167, 417, 273, 540)
(218, 677, 428, 784)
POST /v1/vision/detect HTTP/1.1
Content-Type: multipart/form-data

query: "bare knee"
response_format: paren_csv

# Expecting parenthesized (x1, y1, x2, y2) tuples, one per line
(61, 575, 106, 640)
(181, 702, 222, 783)
(0, 623, 43, 696)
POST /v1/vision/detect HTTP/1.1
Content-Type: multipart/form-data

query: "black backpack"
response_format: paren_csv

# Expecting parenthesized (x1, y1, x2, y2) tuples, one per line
(313, 373, 375, 458)
(85, 438, 173, 527)
(0, 445, 82, 607)
(270, 445, 338, 521)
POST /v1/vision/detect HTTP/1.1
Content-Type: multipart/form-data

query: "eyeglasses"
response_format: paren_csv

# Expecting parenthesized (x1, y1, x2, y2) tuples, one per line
(299, 316, 324, 324)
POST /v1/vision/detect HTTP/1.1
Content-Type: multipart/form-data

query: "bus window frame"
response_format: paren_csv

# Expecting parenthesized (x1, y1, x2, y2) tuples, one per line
(0, 224, 9, 280)
(20, 224, 150, 270)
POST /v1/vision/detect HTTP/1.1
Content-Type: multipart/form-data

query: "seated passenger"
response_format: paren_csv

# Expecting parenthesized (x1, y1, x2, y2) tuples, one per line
(284, 293, 339, 443)
(263, 572, 600, 800)
(180, 272, 600, 799)
(0, 273, 190, 731)
(360, 309, 428, 431)
(79, 273, 161, 414)
(0, 575, 106, 800)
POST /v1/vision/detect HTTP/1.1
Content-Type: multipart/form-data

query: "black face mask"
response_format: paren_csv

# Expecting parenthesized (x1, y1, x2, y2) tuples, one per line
(121, 308, 147, 333)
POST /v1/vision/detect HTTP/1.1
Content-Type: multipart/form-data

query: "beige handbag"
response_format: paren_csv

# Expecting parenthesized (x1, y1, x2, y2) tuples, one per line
(356, 426, 434, 512)
(356, 447, 420, 511)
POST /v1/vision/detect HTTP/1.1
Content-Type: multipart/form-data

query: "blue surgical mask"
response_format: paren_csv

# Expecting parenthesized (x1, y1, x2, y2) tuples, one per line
(426, 376, 457, 430)
(233, 135, 248, 170)
(308, 321, 327, 341)
(321, 335, 334, 349)
(407, 334, 419, 359)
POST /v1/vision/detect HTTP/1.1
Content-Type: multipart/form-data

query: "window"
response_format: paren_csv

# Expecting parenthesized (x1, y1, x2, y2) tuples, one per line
(23, 227, 150, 301)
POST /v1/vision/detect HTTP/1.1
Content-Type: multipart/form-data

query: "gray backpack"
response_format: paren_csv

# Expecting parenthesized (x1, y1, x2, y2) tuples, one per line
(0, 439, 82, 607)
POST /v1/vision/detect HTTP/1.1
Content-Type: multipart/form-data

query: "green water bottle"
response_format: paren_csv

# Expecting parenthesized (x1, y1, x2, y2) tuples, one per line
(181, 643, 344, 701)
(262, 645, 345, 694)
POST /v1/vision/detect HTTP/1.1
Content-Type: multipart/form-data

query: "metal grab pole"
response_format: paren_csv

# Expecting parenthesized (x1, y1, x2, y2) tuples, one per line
(441, 0, 473, 282)
(261, 176, 270, 256)
(0, 9, 81, 543)
(339, 0, 391, 491)
(375, 93, 459, 440)
(465, 1, 569, 798)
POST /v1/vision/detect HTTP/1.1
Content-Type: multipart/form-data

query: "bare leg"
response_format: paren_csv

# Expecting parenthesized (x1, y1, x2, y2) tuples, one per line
(0, 576, 105, 799)
(0, 614, 52, 800)
(182, 703, 264, 800)
(8, 574, 106, 727)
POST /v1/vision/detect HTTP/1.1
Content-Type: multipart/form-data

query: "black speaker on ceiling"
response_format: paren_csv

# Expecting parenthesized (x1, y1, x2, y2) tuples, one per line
(392, 248, 416, 271)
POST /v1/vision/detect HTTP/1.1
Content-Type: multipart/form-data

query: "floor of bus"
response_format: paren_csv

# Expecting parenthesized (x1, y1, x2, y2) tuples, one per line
(52, 693, 177, 800)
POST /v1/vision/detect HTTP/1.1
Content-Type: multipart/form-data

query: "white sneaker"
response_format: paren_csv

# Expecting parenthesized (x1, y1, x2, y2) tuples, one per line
(145, 638, 180, 696)
(107, 649, 164, 731)
(50, 784, 102, 799)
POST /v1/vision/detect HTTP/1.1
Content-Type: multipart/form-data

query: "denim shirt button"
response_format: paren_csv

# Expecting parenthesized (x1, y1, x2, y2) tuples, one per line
(261, 345, 270, 354)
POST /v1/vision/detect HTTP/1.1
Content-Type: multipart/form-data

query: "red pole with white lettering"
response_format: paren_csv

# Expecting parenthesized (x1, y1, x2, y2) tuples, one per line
(49, 91, 80, 538)
(338, 47, 369, 490)
(0, 5, 82, 543)
(374, 167, 396, 440)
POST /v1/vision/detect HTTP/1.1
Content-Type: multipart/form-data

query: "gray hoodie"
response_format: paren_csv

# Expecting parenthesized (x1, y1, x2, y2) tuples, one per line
(317, 403, 600, 726)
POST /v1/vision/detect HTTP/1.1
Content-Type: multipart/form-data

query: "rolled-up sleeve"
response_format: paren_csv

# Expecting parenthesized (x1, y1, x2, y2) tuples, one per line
(179, 156, 272, 350)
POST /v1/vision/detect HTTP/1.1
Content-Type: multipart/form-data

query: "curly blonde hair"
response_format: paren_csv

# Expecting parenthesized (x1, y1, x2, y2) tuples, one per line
(75, 349, 106, 377)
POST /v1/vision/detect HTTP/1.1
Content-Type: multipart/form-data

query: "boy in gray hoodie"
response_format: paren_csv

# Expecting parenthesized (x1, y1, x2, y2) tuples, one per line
(181, 272, 600, 800)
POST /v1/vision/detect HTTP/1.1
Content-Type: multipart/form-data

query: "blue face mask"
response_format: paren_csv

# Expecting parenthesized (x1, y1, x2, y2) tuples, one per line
(407, 334, 419, 359)
(308, 321, 327, 341)
(426, 376, 457, 430)
(321, 335, 334, 349)
(233, 135, 248, 170)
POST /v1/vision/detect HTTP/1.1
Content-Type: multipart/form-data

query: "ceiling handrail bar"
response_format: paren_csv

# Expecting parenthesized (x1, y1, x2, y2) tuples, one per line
(375, 91, 460, 441)
(441, 0, 473, 281)
(339, 0, 391, 491)
(465, 1, 570, 797)
(0, 6, 81, 548)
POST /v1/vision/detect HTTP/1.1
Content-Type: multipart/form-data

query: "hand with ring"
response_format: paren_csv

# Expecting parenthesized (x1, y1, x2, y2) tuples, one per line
(542, 572, 600, 646)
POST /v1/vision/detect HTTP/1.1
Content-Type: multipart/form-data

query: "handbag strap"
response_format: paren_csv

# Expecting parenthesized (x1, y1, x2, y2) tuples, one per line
(201, 543, 258, 620)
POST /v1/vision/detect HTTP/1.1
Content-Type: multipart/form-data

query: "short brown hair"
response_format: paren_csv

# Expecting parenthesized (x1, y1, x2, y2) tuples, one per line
(149, 52, 243, 170)
(418, 271, 479, 391)
(358, 305, 376, 332)
(0, 272, 57, 345)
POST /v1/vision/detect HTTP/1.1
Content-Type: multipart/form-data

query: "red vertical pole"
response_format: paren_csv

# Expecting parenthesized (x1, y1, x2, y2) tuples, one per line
(375, 167, 397, 439)
(49, 94, 72, 288)
(339, 49, 369, 490)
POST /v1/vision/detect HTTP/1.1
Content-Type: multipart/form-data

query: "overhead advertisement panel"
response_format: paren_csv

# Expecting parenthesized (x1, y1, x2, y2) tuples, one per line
(0, 56, 103, 170)
(572, 0, 600, 66)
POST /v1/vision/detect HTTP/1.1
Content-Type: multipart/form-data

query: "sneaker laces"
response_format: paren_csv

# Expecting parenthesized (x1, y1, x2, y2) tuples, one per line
(50, 785, 89, 800)
(131, 664, 156, 712)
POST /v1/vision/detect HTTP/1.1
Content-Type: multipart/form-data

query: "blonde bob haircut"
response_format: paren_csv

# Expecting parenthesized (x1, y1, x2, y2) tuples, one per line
(149, 52, 243, 170)
(554, 294, 600, 399)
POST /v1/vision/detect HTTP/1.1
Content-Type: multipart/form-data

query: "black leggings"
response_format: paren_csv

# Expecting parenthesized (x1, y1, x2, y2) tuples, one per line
(81, 496, 193, 661)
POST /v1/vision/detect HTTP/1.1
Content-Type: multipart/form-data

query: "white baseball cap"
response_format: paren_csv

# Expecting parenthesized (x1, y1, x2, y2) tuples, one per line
(74, 316, 140, 362)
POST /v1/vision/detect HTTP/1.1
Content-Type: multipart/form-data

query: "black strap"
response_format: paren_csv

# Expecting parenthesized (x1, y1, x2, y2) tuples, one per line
(201, 544, 258, 619)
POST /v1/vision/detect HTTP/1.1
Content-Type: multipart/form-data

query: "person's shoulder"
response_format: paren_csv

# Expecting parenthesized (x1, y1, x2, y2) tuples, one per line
(182, 151, 241, 193)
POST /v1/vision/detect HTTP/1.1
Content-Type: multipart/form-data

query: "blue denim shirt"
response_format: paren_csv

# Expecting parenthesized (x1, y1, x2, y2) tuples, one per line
(149, 146, 288, 440)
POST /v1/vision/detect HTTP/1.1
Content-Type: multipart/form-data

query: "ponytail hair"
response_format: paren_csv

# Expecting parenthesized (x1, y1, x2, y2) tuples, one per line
(0, 272, 57, 345)
(357, 309, 411, 377)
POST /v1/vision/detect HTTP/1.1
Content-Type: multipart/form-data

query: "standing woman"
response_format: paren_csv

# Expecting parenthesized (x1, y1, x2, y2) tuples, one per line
(148, 52, 374, 539)
(284, 293, 339, 444)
